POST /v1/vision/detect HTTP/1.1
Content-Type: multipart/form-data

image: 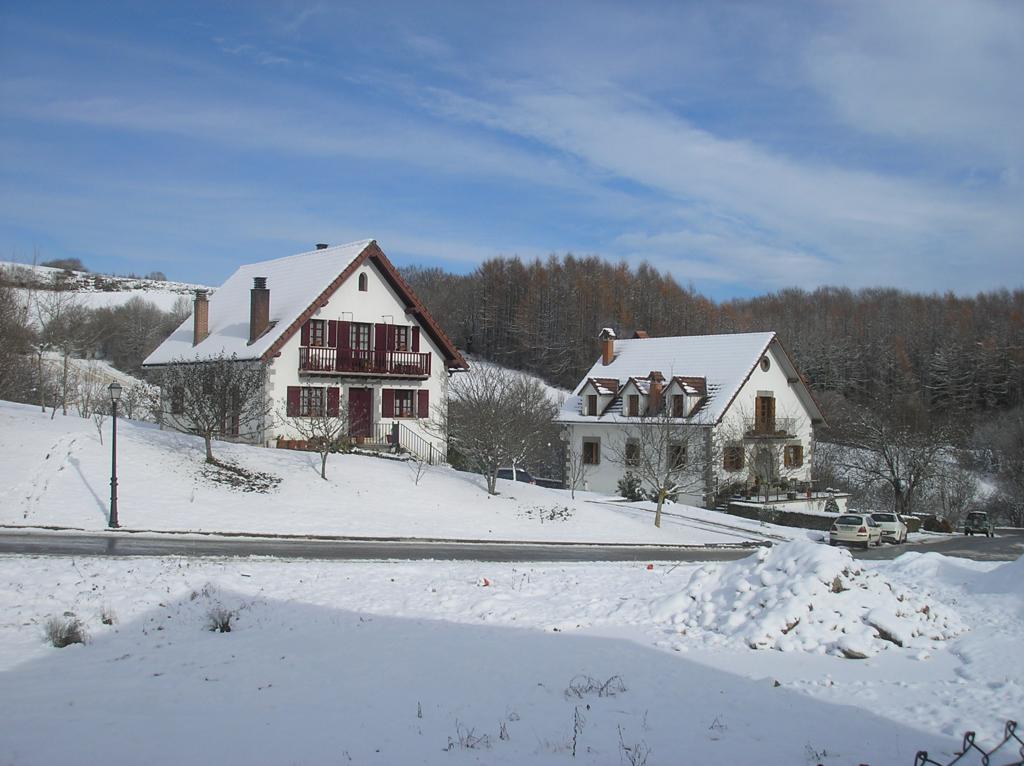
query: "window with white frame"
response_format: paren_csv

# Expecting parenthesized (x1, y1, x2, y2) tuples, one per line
(299, 387, 325, 417)
(352, 323, 371, 350)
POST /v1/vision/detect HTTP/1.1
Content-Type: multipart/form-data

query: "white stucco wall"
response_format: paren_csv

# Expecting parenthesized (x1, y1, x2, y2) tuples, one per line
(262, 260, 450, 456)
(563, 342, 817, 505)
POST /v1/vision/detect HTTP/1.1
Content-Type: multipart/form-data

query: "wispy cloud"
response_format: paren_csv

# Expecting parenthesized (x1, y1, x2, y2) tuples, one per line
(1, 1, 1021, 294)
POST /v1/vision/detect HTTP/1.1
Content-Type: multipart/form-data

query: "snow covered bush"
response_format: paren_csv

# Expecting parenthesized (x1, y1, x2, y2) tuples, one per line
(206, 605, 236, 633)
(45, 615, 87, 647)
(654, 540, 966, 658)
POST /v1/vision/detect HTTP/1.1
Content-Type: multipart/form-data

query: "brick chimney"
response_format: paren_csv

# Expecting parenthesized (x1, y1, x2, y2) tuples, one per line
(193, 289, 209, 346)
(599, 327, 617, 366)
(250, 276, 270, 343)
(648, 370, 665, 414)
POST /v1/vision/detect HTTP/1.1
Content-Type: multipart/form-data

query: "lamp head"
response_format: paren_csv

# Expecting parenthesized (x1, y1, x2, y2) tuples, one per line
(108, 381, 123, 402)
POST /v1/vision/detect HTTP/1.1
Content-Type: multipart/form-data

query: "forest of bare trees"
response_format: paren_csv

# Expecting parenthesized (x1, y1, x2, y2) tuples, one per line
(403, 255, 1024, 419)
(404, 254, 1024, 521)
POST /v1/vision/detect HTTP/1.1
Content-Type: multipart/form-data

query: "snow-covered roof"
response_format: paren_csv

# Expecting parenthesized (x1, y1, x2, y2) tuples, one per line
(583, 377, 619, 396)
(143, 240, 374, 365)
(557, 332, 777, 425)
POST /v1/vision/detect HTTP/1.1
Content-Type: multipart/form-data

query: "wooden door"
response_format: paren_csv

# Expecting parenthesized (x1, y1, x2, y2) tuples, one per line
(348, 387, 372, 438)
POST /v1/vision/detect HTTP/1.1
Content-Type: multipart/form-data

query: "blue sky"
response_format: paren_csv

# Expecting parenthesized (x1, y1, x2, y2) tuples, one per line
(1, 1, 1021, 299)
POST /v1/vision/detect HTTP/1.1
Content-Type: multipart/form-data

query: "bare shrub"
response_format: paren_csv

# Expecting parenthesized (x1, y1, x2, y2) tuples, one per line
(45, 615, 87, 647)
(100, 606, 117, 625)
(617, 725, 651, 766)
(565, 674, 627, 699)
(206, 606, 236, 633)
(445, 721, 491, 750)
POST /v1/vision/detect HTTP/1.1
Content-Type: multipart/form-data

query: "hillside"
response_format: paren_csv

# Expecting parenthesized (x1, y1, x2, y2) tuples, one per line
(0, 260, 211, 313)
(0, 400, 787, 546)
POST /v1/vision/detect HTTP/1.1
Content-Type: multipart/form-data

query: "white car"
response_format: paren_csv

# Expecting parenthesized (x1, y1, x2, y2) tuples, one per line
(870, 512, 908, 544)
(829, 513, 883, 549)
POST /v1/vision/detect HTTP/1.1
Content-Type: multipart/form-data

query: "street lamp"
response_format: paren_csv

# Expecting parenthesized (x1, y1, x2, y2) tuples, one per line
(108, 381, 122, 529)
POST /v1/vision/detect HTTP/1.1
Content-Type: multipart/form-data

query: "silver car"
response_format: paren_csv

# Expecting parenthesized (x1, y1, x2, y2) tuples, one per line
(830, 513, 883, 549)
(870, 512, 908, 544)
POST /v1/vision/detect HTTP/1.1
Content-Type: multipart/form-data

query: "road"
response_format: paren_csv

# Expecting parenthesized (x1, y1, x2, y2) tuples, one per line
(0, 530, 764, 563)
(855, 527, 1024, 562)
(0, 528, 1020, 562)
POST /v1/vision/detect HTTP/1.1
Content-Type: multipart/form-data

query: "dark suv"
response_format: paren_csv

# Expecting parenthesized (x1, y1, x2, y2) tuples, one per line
(496, 468, 536, 484)
(964, 511, 994, 537)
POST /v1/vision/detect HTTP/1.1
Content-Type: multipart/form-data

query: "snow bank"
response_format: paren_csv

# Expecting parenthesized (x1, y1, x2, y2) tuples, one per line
(969, 554, 1024, 596)
(653, 540, 966, 658)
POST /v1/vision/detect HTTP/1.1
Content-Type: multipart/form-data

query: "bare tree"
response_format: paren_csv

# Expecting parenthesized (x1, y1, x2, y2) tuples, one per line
(988, 407, 1024, 526)
(927, 456, 980, 528)
(154, 354, 269, 464)
(0, 274, 36, 402)
(610, 413, 714, 527)
(445, 366, 560, 495)
(32, 283, 95, 415)
(827, 399, 951, 516)
(277, 398, 350, 480)
(564, 438, 590, 499)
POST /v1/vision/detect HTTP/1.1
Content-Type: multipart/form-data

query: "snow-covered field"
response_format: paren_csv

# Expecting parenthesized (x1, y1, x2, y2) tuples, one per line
(1, 260, 209, 313)
(0, 400, 792, 546)
(1, 543, 1021, 764)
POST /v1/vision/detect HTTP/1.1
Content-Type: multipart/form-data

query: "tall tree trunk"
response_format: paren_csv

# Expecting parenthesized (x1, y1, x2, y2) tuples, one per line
(204, 435, 215, 463)
(37, 352, 45, 412)
(655, 489, 665, 528)
(321, 452, 328, 480)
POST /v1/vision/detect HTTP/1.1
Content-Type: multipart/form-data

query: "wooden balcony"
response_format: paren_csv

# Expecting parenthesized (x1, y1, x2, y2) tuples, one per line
(299, 347, 431, 378)
(743, 417, 796, 438)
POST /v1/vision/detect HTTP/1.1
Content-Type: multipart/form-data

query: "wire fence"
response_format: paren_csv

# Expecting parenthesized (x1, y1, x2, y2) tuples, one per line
(914, 720, 1022, 766)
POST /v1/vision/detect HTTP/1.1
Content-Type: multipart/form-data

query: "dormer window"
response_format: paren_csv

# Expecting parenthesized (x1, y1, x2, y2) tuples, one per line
(358, 273, 368, 292)
(586, 395, 598, 416)
(627, 394, 640, 417)
(672, 395, 685, 418)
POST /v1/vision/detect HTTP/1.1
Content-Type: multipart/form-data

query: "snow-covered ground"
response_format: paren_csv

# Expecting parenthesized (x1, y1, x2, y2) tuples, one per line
(0, 542, 1020, 764)
(0, 399, 795, 545)
(1, 260, 209, 313)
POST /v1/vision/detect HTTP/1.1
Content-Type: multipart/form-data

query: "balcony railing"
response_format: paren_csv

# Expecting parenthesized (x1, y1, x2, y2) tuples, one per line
(299, 346, 431, 377)
(743, 417, 796, 438)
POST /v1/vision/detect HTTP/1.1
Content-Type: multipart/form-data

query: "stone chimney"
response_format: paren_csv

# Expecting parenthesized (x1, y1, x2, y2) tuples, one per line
(249, 277, 270, 343)
(193, 289, 209, 346)
(648, 370, 665, 414)
(599, 327, 617, 366)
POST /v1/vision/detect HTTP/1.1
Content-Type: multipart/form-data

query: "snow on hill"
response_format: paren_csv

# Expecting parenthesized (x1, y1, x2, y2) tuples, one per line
(455, 355, 570, 405)
(0, 399, 785, 545)
(0, 260, 210, 313)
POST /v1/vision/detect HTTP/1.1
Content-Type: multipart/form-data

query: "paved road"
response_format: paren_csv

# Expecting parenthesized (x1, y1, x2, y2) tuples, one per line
(0, 528, 1019, 563)
(0, 530, 762, 563)
(854, 527, 1024, 562)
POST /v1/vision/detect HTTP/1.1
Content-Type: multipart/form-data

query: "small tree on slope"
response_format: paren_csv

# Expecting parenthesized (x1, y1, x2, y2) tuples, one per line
(446, 366, 559, 495)
(155, 353, 269, 464)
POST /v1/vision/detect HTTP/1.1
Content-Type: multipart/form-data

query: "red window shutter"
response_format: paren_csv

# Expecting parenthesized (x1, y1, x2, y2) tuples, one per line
(382, 388, 395, 418)
(327, 387, 340, 417)
(328, 320, 338, 348)
(338, 321, 350, 349)
(301, 321, 310, 346)
(374, 323, 386, 351)
(417, 389, 429, 419)
(386, 324, 396, 351)
(411, 327, 420, 352)
(286, 386, 300, 417)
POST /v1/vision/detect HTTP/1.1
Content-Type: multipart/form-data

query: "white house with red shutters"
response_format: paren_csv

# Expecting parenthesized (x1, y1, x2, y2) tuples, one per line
(143, 239, 468, 462)
(556, 329, 826, 507)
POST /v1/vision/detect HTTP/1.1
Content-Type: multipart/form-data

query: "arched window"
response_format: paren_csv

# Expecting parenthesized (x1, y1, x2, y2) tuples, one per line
(358, 273, 368, 292)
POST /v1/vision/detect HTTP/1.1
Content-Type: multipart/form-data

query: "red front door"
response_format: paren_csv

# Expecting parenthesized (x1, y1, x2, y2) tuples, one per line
(349, 387, 372, 438)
